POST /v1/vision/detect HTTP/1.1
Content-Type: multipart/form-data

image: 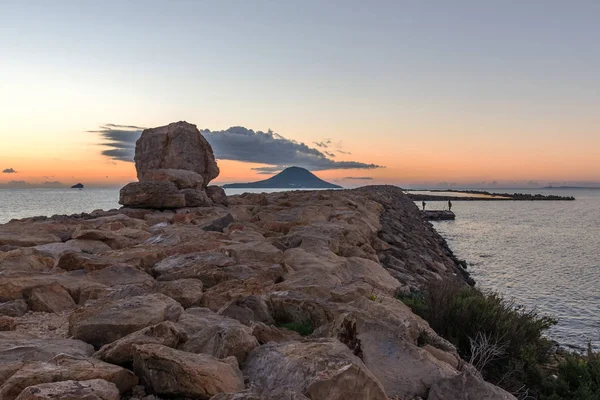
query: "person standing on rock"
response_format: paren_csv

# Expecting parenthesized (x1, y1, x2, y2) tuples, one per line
(422, 201, 426, 210)
(448, 200, 452, 211)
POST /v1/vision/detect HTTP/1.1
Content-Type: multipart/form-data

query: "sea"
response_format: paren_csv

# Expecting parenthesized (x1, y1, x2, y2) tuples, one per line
(0, 187, 598, 350)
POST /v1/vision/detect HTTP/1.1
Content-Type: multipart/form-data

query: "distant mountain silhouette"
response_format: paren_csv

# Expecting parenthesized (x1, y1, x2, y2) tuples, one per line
(222, 167, 342, 189)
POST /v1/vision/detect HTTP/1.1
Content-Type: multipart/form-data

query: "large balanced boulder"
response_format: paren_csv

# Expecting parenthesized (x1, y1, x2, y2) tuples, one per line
(134, 121, 219, 187)
(119, 121, 222, 209)
(132, 344, 245, 399)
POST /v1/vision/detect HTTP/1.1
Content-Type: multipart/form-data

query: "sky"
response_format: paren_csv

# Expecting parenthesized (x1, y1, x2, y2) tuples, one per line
(1, 0, 599, 188)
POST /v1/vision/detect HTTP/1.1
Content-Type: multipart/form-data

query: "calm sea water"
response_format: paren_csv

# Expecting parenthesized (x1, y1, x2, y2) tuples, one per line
(0, 187, 598, 349)
(429, 188, 600, 350)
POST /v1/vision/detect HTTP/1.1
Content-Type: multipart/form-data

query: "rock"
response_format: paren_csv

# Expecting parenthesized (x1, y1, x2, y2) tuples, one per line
(24, 283, 76, 313)
(218, 295, 274, 325)
(152, 251, 236, 283)
(0, 333, 94, 362)
(68, 294, 184, 347)
(134, 121, 219, 187)
(206, 186, 228, 206)
(132, 344, 244, 399)
(94, 321, 187, 365)
(14, 379, 120, 400)
(201, 213, 234, 233)
(243, 339, 387, 400)
(222, 241, 284, 265)
(180, 188, 212, 207)
(177, 307, 259, 363)
(0, 300, 28, 317)
(35, 240, 112, 256)
(140, 169, 205, 189)
(0, 249, 55, 273)
(55, 252, 116, 272)
(157, 279, 203, 308)
(428, 370, 517, 400)
(119, 181, 186, 209)
(70, 228, 147, 250)
(0, 354, 138, 400)
(0, 232, 62, 248)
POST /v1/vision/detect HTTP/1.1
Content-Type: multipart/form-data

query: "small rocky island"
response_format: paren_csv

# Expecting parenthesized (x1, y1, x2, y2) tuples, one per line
(70, 183, 84, 189)
(0, 121, 516, 400)
(223, 166, 342, 189)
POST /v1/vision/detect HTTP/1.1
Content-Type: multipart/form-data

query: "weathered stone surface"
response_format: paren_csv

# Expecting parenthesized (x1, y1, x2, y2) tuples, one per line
(218, 295, 274, 325)
(24, 283, 76, 313)
(14, 379, 120, 400)
(134, 121, 219, 187)
(428, 370, 517, 400)
(181, 188, 212, 207)
(55, 252, 116, 272)
(0, 333, 94, 362)
(177, 307, 258, 363)
(0, 232, 61, 248)
(0, 354, 138, 400)
(132, 344, 244, 399)
(244, 339, 388, 400)
(94, 321, 187, 365)
(152, 251, 236, 283)
(0, 249, 55, 273)
(68, 294, 183, 347)
(0, 300, 28, 317)
(157, 279, 203, 308)
(206, 186, 228, 206)
(141, 168, 205, 189)
(201, 213, 234, 233)
(119, 181, 186, 209)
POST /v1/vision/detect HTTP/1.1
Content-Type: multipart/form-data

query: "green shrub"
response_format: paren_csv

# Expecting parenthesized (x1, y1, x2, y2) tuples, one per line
(398, 280, 557, 396)
(541, 344, 600, 400)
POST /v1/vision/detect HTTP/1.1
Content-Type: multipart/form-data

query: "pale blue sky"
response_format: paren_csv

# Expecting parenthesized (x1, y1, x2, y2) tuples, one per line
(1, 0, 599, 185)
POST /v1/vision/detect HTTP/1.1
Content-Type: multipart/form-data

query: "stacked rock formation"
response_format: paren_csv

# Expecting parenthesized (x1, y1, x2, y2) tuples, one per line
(119, 121, 226, 209)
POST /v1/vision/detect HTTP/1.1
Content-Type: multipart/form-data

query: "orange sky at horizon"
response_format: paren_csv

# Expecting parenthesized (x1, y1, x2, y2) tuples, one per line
(1, 122, 599, 188)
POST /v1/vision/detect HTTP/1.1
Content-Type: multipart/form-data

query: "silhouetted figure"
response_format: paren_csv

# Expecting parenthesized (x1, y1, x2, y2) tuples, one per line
(448, 200, 452, 211)
(422, 201, 426, 210)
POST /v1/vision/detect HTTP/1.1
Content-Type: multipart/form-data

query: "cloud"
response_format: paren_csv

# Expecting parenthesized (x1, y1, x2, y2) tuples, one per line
(2, 168, 17, 173)
(313, 139, 332, 148)
(88, 124, 146, 162)
(337, 150, 352, 155)
(93, 124, 384, 172)
(343, 176, 374, 180)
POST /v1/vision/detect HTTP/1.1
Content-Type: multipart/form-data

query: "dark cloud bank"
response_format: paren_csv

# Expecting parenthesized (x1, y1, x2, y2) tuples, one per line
(92, 124, 383, 173)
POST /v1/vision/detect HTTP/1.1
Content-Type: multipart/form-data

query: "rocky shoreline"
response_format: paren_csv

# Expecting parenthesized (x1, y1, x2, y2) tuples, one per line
(0, 122, 515, 399)
(0, 186, 515, 400)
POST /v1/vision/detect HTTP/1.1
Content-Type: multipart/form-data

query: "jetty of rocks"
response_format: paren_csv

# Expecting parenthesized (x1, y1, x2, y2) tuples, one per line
(0, 122, 515, 400)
